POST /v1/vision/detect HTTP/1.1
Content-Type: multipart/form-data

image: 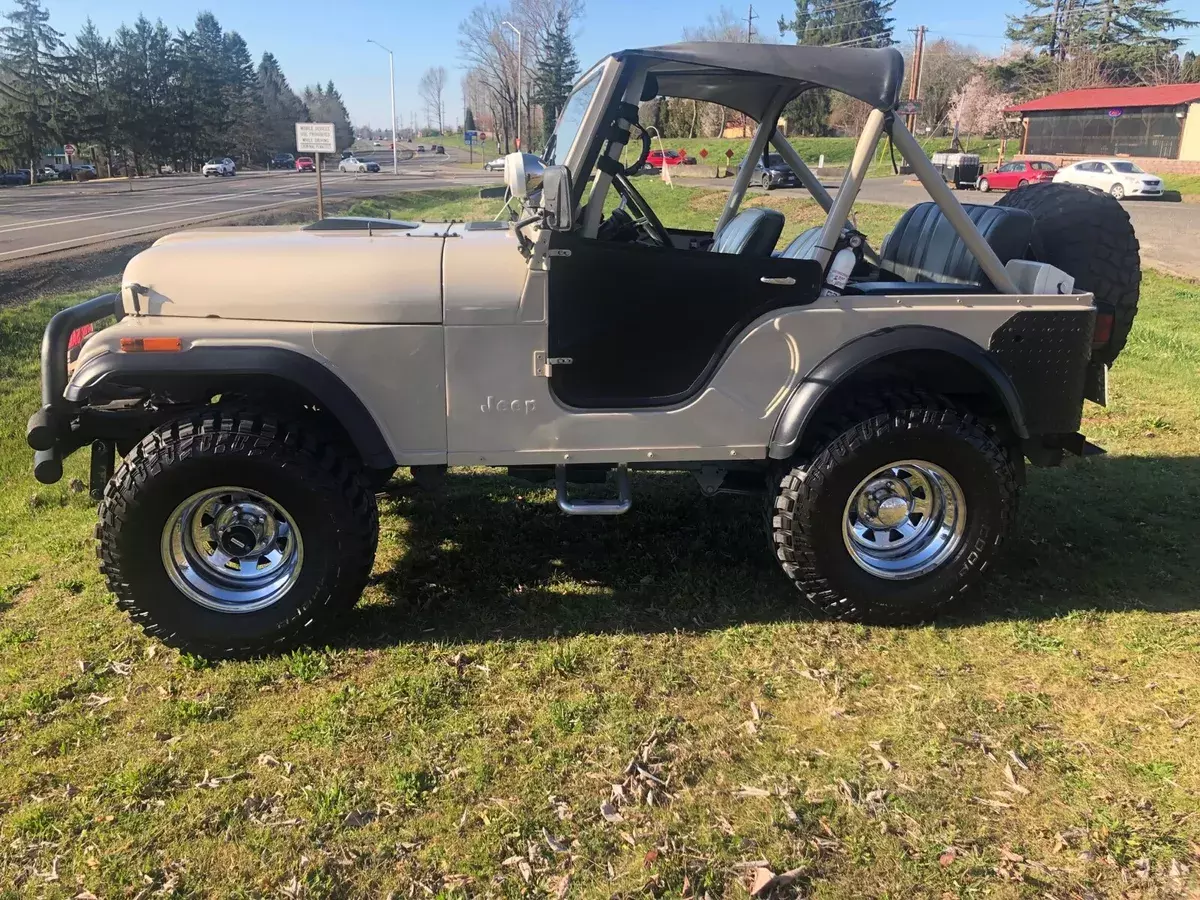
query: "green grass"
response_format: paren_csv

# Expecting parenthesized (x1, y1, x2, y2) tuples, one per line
(1162, 173, 1200, 197)
(2, 189, 1199, 896)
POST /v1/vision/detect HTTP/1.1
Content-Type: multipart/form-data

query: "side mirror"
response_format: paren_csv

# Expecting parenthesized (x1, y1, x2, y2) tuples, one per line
(503, 151, 545, 200)
(540, 166, 574, 232)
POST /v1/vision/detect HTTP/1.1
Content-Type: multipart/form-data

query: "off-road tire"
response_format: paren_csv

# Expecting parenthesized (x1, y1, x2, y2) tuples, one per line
(769, 391, 1018, 624)
(997, 181, 1140, 364)
(97, 408, 378, 658)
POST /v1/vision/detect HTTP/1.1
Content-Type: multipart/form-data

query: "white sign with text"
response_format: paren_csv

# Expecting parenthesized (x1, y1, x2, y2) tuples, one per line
(295, 122, 336, 154)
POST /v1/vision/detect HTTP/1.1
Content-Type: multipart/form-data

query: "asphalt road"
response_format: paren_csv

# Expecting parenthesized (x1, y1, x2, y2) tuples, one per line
(0, 152, 490, 265)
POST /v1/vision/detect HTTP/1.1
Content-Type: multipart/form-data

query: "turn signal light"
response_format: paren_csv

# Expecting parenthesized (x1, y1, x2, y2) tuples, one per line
(120, 337, 182, 352)
(1092, 312, 1114, 346)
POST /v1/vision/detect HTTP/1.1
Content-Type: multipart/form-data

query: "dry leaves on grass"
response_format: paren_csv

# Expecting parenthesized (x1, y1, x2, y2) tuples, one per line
(194, 770, 248, 789)
(600, 731, 675, 822)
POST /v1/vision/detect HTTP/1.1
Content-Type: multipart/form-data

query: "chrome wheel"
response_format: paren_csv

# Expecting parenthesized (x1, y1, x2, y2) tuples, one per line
(842, 461, 965, 580)
(161, 487, 304, 613)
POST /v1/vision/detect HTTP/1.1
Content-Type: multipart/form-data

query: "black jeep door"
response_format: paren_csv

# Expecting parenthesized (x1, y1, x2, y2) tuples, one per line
(546, 230, 823, 409)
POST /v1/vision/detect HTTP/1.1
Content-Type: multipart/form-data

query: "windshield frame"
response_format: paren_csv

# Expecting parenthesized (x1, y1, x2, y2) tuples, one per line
(542, 63, 605, 170)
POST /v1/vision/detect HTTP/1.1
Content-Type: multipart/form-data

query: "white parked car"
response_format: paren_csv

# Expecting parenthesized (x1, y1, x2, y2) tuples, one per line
(338, 156, 368, 173)
(202, 158, 234, 177)
(1053, 158, 1163, 200)
(483, 157, 505, 171)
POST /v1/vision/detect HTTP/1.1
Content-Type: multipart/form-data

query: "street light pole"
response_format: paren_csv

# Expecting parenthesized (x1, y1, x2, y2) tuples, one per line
(367, 39, 398, 175)
(501, 20, 522, 151)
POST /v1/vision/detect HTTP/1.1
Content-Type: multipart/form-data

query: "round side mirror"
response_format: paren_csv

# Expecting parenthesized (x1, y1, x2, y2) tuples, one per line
(504, 152, 545, 200)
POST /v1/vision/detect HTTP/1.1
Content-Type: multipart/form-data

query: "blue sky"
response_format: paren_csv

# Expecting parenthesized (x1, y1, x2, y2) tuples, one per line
(40, 0, 1200, 129)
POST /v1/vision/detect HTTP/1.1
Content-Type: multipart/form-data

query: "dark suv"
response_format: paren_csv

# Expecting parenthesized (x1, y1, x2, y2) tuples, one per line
(269, 153, 295, 170)
(740, 152, 799, 190)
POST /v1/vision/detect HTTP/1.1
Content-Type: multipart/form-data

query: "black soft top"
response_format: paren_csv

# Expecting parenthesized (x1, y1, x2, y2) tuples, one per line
(612, 42, 905, 116)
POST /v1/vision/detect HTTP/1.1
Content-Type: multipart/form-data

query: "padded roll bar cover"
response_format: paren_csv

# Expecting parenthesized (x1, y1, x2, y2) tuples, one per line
(767, 325, 1029, 460)
(879, 202, 1035, 289)
(65, 346, 397, 469)
(709, 208, 785, 257)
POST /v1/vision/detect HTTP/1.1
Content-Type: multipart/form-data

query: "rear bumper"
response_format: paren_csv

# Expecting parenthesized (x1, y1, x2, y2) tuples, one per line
(26, 293, 124, 485)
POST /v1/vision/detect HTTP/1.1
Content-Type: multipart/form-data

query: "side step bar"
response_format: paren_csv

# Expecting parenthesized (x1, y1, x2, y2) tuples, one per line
(555, 464, 632, 516)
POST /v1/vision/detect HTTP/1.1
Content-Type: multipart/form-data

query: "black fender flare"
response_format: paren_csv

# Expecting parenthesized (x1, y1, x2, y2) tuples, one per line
(767, 325, 1028, 460)
(67, 346, 396, 468)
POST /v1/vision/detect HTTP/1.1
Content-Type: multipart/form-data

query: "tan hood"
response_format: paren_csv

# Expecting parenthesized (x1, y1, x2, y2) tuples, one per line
(121, 223, 456, 324)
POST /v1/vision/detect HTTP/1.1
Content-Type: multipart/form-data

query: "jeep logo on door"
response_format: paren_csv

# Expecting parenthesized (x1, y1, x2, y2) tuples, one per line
(481, 396, 536, 414)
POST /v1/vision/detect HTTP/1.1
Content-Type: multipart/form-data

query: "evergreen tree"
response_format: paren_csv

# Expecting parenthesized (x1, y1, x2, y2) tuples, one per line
(1183, 50, 1199, 81)
(778, 0, 895, 134)
(62, 19, 114, 171)
(1006, 0, 1196, 81)
(532, 9, 578, 143)
(464, 107, 477, 132)
(256, 52, 307, 155)
(0, 0, 69, 173)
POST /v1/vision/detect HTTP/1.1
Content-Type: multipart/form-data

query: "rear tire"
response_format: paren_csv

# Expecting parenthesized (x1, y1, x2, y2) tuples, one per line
(98, 408, 378, 658)
(997, 181, 1140, 364)
(769, 391, 1018, 624)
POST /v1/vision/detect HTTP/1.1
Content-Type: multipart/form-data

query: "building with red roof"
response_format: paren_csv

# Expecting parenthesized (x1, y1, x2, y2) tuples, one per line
(1004, 83, 1200, 163)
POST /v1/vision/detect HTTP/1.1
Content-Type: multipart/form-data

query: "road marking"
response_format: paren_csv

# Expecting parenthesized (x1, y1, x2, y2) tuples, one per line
(0, 181, 457, 262)
(0, 184, 304, 234)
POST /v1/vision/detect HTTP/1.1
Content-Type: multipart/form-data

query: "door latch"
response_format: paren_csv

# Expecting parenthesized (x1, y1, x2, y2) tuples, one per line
(534, 351, 573, 376)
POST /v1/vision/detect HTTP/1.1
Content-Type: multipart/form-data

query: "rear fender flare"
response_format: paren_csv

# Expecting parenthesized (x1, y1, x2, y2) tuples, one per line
(66, 346, 396, 468)
(767, 325, 1028, 460)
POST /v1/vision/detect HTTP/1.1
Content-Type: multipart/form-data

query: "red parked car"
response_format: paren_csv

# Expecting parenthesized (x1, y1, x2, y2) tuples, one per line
(296, 156, 315, 172)
(977, 160, 1056, 192)
(645, 149, 687, 169)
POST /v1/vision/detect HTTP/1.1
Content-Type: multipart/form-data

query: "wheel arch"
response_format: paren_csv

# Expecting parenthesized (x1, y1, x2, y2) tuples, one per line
(767, 325, 1029, 460)
(66, 346, 396, 469)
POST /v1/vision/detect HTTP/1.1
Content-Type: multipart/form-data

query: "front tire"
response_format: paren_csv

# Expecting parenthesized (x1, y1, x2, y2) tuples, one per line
(977, 177, 990, 193)
(98, 409, 378, 658)
(769, 392, 1018, 623)
(761, 174, 773, 190)
(1110, 183, 1125, 200)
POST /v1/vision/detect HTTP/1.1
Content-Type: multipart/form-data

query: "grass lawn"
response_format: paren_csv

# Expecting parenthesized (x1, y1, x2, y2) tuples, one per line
(2, 186, 1199, 897)
(436, 132, 1003, 179)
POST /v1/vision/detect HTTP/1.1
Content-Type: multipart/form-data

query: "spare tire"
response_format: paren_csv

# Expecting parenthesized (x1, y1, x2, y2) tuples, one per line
(997, 182, 1140, 365)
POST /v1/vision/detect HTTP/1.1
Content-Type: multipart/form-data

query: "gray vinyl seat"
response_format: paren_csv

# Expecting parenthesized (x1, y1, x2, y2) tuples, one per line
(709, 208, 785, 257)
(879, 202, 1035, 288)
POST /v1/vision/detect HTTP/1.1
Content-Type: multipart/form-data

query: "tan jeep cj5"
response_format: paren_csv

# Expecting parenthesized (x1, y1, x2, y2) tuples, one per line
(28, 42, 1140, 657)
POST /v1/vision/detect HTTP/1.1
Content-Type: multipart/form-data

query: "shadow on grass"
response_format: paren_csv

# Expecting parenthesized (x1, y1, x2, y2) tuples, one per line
(335, 453, 1200, 649)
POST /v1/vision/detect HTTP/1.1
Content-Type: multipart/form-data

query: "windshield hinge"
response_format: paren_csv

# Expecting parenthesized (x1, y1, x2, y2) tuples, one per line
(534, 351, 573, 377)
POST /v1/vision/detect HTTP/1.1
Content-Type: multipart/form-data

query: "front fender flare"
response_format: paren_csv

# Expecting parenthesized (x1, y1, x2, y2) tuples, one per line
(767, 325, 1028, 460)
(67, 346, 396, 468)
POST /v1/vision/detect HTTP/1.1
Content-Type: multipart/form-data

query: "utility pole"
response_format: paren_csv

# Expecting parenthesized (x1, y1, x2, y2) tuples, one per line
(906, 25, 927, 133)
(366, 39, 398, 174)
(746, 4, 757, 42)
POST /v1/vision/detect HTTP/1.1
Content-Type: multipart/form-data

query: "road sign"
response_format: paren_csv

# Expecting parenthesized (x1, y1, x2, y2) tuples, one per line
(63, 143, 76, 156)
(295, 122, 336, 154)
(464, 130, 480, 145)
(724, 148, 734, 159)
(894, 99, 923, 117)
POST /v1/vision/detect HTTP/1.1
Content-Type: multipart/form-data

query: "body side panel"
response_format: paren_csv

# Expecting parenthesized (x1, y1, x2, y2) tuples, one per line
(69, 317, 447, 465)
(444, 291, 1095, 465)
